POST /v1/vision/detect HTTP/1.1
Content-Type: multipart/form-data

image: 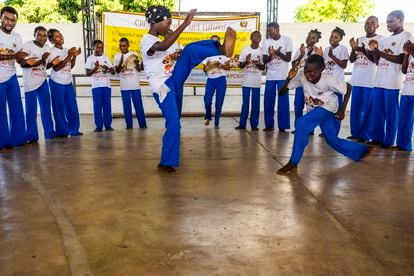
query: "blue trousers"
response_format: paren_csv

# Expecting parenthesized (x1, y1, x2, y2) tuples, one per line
(0, 75, 26, 148)
(49, 79, 81, 136)
(350, 86, 373, 141)
(264, 80, 290, 130)
(239, 86, 260, 128)
(121, 89, 147, 128)
(370, 87, 399, 146)
(294, 87, 305, 125)
(25, 81, 55, 141)
(204, 76, 227, 126)
(92, 87, 112, 130)
(334, 93, 343, 135)
(290, 107, 368, 165)
(175, 86, 184, 118)
(154, 39, 221, 167)
(396, 95, 414, 151)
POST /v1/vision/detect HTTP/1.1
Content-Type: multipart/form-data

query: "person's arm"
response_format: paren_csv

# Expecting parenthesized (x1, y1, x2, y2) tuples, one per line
(292, 44, 305, 66)
(402, 53, 410, 74)
(86, 60, 99, 76)
(147, 9, 197, 56)
(374, 48, 404, 64)
(275, 48, 292, 62)
(239, 53, 249, 69)
(328, 47, 348, 69)
(115, 54, 124, 73)
(70, 48, 81, 69)
(335, 83, 352, 120)
(279, 66, 299, 96)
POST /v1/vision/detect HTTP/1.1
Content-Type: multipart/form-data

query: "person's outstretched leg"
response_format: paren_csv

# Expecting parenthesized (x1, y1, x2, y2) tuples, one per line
(321, 116, 368, 161)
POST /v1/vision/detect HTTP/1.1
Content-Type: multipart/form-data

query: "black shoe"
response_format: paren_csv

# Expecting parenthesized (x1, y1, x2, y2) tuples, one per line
(157, 164, 176, 174)
(235, 126, 246, 130)
(251, 127, 259, 131)
(347, 136, 358, 140)
(25, 140, 38, 146)
(279, 128, 287, 133)
(94, 128, 103, 132)
(263, 127, 274, 132)
(55, 134, 68, 138)
(105, 127, 114, 131)
(367, 141, 380, 145)
(140, 126, 147, 129)
(126, 126, 133, 129)
(380, 144, 392, 149)
(70, 132, 83, 136)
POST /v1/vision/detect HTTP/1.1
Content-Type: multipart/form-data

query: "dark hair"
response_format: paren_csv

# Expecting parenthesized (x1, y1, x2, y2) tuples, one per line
(388, 10, 404, 21)
(145, 5, 171, 24)
(250, 30, 261, 38)
(47, 28, 59, 43)
(309, 29, 322, 39)
(366, 15, 379, 24)
(332, 26, 346, 38)
(267, 22, 279, 29)
(119, 37, 129, 44)
(306, 54, 325, 69)
(0, 6, 18, 19)
(34, 26, 47, 36)
(92, 40, 103, 47)
(210, 34, 220, 40)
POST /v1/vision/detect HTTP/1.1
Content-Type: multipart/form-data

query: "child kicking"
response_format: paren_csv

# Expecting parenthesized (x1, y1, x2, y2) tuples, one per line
(114, 37, 147, 129)
(85, 40, 115, 132)
(278, 54, 369, 174)
(140, 5, 236, 173)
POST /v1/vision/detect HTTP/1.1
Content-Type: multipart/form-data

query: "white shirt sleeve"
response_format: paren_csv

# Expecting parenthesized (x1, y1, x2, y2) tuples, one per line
(285, 37, 293, 53)
(327, 75, 347, 95)
(85, 56, 95, 70)
(239, 47, 247, 63)
(338, 45, 349, 60)
(114, 53, 120, 66)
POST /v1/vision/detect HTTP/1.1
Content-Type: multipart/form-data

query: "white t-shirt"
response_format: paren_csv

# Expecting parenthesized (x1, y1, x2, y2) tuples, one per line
(402, 55, 414, 96)
(263, 36, 293, 80)
(21, 41, 49, 92)
(351, 35, 383, 88)
(114, 51, 141, 91)
(375, 31, 414, 90)
(292, 46, 318, 69)
(239, 45, 263, 88)
(202, 55, 229, 79)
(48, 46, 73, 85)
(288, 69, 347, 113)
(140, 34, 173, 94)
(85, 54, 113, 88)
(323, 44, 349, 80)
(0, 30, 22, 82)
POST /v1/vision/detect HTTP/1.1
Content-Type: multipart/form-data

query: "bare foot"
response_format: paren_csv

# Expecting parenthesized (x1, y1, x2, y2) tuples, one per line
(277, 162, 298, 174)
(360, 146, 374, 160)
(157, 164, 177, 174)
(204, 119, 211, 126)
(221, 27, 237, 57)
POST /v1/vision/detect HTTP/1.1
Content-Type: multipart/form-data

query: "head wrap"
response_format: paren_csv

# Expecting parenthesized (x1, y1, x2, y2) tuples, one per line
(145, 5, 171, 24)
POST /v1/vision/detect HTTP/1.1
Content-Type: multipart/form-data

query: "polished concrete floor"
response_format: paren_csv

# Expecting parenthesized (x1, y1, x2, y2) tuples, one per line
(1, 114, 413, 275)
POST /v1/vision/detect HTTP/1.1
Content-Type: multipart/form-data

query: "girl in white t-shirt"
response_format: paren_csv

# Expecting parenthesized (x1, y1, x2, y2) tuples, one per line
(235, 31, 265, 131)
(85, 40, 115, 132)
(114, 37, 147, 129)
(291, 29, 322, 132)
(277, 54, 368, 174)
(396, 40, 414, 151)
(324, 26, 349, 135)
(18, 26, 55, 143)
(140, 5, 236, 173)
(47, 28, 82, 137)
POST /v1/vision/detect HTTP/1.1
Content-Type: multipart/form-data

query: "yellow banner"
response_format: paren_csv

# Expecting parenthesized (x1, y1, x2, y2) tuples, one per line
(102, 11, 260, 86)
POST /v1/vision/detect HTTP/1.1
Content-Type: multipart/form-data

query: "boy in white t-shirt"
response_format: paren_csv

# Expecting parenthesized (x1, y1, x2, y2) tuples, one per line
(114, 37, 147, 129)
(348, 16, 383, 142)
(235, 31, 265, 131)
(202, 35, 231, 129)
(140, 6, 236, 173)
(0, 6, 27, 150)
(370, 10, 413, 148)
(277, 54, 369, 174)
(291, 29, 323, 133)
(395, 40, 414, 151)
(324, 26, 349, 135)
(47, 28, 82, 137)
(85, 40, 115, 132)
(262, 22, 292, 132)
(18, 26, 55, 143)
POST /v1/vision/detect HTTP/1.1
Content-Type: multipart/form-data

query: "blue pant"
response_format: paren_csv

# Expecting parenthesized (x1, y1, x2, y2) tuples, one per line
(350, 86, 373, 141)
(121, 89, 147, 128)
(92, 87, 112, 130)
(290, 107, 368, 165)
(370, 87, 399, 146)
(25, 81, 55, 141)
(49, 79, 81, 136)
(175, 86, 184, 118)
(334, 92, 343, 135)
(0, 75, 26, 148)
(264, 80, 290, 130)
(154, 39, 221, 167)
(294, 87, 304, 125)
(204, 76, 227, 126)
(239, 86, 260, 128)
(396, 95, 414, 151)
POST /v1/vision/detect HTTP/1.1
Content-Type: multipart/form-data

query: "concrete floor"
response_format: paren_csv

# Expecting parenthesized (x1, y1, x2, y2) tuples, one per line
(1, 114, 413, 275)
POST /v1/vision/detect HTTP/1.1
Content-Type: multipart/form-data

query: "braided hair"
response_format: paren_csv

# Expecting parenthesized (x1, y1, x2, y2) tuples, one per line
(332, 26, 346, 38)
(308, 29, 322, 40)
(145, 5, 171, 24)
